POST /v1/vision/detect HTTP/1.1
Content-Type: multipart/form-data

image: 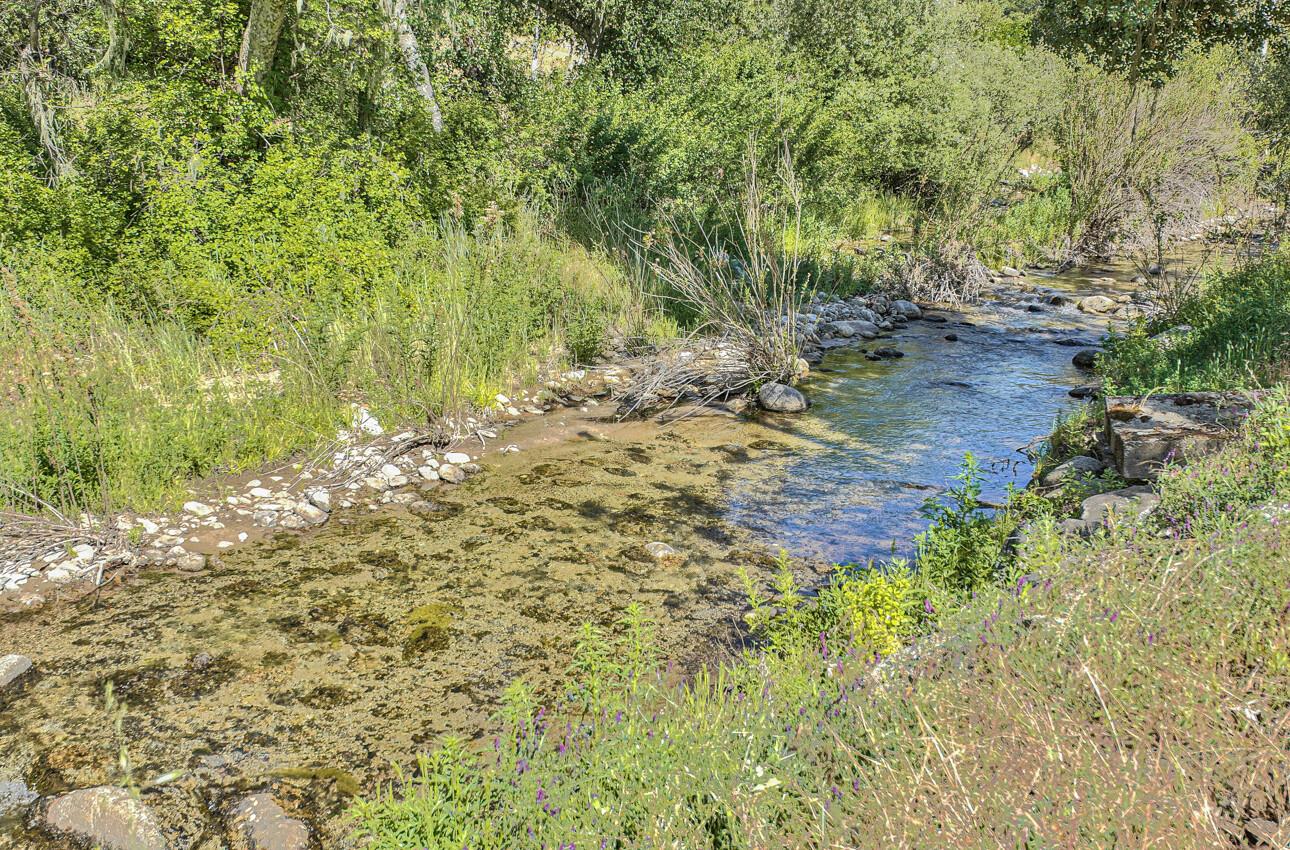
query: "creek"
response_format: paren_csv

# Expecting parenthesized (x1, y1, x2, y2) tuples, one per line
(0, 262, 1144, 847)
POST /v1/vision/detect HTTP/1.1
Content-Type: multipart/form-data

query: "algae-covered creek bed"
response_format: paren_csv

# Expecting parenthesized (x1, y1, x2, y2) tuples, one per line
(1, 265, 1142, 847)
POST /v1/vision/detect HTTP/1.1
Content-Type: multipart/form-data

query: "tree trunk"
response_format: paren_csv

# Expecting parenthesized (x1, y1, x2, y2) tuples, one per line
(380, 0, 444, 133)
(236, 0, 291, 92)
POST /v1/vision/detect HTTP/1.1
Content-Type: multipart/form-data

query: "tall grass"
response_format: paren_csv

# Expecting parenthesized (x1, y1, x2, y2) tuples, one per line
(0, 215, 656, 516)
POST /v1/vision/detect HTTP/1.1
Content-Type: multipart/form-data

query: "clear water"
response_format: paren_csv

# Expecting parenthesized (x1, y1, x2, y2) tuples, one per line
(0, 264, 1139, 846)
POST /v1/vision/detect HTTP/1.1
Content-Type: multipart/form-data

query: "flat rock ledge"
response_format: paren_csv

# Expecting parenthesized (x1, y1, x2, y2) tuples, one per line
(1105, 391, 1260, 481)
(43, 786, 166, 850)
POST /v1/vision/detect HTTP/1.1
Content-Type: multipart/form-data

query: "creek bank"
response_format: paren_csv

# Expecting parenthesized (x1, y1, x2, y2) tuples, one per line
(0, 365, 638, 607)
(1034, 391, 1259, 536)
(0, 257, 1179, 847)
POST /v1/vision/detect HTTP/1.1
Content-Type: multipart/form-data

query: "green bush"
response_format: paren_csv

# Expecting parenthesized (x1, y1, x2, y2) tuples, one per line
(1102, 253, 1290, 393)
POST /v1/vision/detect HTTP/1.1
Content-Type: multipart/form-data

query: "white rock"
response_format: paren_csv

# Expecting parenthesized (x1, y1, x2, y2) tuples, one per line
(306, 490, 331, 512)
(418, 466, 440, 481)
(237, 532, 248, 543)
(71, 543, 95, 562)
(379, 463, 403, 480)
(350, 404, 384, 436)
(295, 504, 328, 525)
(438, 464, 466, 484)
(249, 487, 272, 499)
(137, 518, 159, 535)
(183, 501, 214, 518)
(444, 452, 471, 465)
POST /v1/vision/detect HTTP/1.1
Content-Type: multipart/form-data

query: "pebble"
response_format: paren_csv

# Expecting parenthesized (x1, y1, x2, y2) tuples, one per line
(444, 452, 472, 465)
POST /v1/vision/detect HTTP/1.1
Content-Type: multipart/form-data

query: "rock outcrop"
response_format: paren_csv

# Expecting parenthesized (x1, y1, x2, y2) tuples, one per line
(1105, 392, 1259, 481)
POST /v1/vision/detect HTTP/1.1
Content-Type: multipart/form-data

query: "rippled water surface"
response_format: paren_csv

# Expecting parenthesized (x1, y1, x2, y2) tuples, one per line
(0, 263, 1141, 846)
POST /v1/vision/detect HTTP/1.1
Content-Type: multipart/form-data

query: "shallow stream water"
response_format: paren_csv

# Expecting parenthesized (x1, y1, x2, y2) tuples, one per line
(0, 263, 1145, 847)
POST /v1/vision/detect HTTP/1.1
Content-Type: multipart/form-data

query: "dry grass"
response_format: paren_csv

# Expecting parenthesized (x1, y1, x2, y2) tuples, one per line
(617, 148, 807, 415)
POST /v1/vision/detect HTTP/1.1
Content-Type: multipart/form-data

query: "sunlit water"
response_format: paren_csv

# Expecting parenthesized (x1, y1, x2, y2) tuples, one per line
(0, 263, 1143, 846)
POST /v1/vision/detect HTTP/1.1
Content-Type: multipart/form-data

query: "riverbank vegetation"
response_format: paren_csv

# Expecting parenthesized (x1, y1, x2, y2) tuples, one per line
(353, 344, 1290, 849)
(3, 0, 1287, 517)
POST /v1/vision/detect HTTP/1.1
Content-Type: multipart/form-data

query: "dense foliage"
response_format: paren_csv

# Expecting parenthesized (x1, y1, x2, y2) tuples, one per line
(0, 0, 1282, 515)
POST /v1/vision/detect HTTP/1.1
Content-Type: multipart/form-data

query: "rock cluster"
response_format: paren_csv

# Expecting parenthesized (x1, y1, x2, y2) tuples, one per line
(794, 293, 925, 350)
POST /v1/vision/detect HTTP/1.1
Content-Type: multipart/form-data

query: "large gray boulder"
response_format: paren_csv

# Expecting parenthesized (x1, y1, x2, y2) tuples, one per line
(1105, 392, 1258, 481)
(231, 793, 310, 850)
(757, 382, 809, 413)
(1080, 485, 1160, 526)
(891, 300, 922, 319)
(43, 787, 166, 850)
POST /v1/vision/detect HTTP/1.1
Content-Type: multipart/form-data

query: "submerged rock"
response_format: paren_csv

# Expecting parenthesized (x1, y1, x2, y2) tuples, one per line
(757, 383, 809, 413)
(645, 542, 687, 566)
(230, 793, 310, 850)
(0, 779, 38, 817)
(43, 786, 167, 850)
(1072, 349, 1099, 370)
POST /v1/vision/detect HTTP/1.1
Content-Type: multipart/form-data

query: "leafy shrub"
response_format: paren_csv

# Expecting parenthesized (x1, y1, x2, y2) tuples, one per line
(914, 453, 1007, 592)
(1102, 253, 1290, 393)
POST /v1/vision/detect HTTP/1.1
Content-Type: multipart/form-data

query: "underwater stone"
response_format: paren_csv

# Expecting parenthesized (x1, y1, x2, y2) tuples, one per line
(0, 654, 33, 691)
(230, 793, 310, 850)
(43, 786, 167, 850)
